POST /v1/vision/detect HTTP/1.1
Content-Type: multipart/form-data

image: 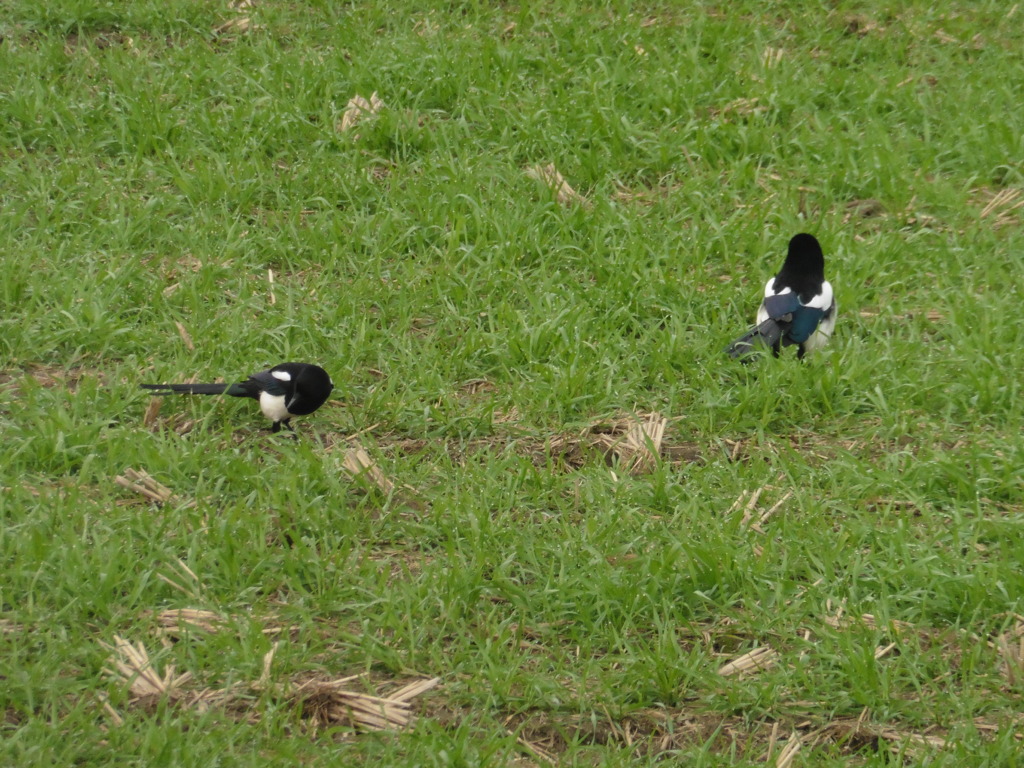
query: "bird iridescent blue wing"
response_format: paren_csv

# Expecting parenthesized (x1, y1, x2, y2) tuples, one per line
(762, 291, 801, 320)
(762, 291, 826, 343)
(786, 306, 825, 342)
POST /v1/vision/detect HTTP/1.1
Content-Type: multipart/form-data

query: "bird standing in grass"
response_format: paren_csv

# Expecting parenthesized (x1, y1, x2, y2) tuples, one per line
(726, 233, 836, 360)
(141, 362, 333, 433)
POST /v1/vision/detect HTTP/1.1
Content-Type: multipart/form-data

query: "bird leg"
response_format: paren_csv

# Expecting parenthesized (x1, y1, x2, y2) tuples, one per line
(271, 420, 298, 438)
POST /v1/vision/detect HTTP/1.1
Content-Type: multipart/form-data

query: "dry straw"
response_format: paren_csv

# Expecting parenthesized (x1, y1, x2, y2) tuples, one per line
(114, 468, 178, 504)
(547, 412, 668, 474)
(338, 439, 426, 511)
(525, 164, 586, 206)
(338, 92, 386, 132)
(717, 646, 780, 677)
(102, 635, 193, 700)
(101, 632, 439, 733)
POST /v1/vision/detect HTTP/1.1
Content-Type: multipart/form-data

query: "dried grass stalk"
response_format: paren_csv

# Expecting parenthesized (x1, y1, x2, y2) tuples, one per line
(713, 97, 767, 120)
(844, 198, 887, 222)
(764, 720, 781, 761)
(114, 468, 177, 504)
(726, 488, 762, 521)
(103, 635, 192, 699)
(824, 613, 914, 634)
(620, 412, 666, 474)
(292, 675, 440, 732)
(995, 620, 1024, 685)
(878, 728, 948, 753)
(213, 16, 255, 35)
(156, 559, 204, 600)
(525, 163, 585, 206)
(978, 187, 1023, 228)
(337, 440, 426, 512)
(257, 643, 277, 689)
(544, 412, 671, 474)
(338, 92, 385, 132)
(143, 396, 162, 427)
(151, 608, 294, 641)
(389, 676, 443, 702)
(102, 634, 439, 734)
(591, 412, 667, 474)
(98, 692, 125, 726)
(341, 444, 396, 495)
(874, 642, 898, 660)
(980, 187, 1021, 217)
(717, 646, 779, 677)
(508, 727, 558, 765)
(774, 732, 802, 768)
(820, 716, 951, 759)
(493, 405, 520, 424)
(153, 608, 226, 637)
(174, 321, 195, 351)
(761, 46, 785, 68)
(0, 619, 22, 634)
(174, 419, 198, 435)
(758, 491, 792, 526)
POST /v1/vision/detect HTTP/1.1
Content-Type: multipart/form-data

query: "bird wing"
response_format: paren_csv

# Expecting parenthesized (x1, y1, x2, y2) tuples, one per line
(762, 291, 802, 320)
(245, 370, 288, 397)
(786, 306, 825, 343)
(726, 317, 785, 359)
(763, 284, 831, 343)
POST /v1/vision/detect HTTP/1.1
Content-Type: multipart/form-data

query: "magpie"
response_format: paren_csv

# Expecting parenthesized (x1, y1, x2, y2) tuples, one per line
(726, 233, 836, 361)
(141, 362, 334, 432)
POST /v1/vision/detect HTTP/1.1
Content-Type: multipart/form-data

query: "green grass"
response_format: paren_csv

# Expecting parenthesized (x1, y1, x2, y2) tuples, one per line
(2, 0, 1024, 764)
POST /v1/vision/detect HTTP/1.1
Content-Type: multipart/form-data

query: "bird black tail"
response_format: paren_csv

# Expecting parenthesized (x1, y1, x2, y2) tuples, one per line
(141, 382, 236, 396)
(725, 319, 784, 360)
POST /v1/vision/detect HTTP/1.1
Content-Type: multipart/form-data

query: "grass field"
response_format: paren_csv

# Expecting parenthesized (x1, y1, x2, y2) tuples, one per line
(2, 1, 1023, 764)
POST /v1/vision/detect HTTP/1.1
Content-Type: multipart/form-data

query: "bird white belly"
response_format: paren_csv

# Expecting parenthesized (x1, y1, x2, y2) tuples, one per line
(259, 392, 292, 422)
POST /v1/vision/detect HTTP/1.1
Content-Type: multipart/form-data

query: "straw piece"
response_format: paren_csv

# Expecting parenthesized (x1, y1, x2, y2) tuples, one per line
(995, 621, 1024, 684)
(525, 164, 586, 206)
(114, 468, 177, 504)
(774, 732, 802, 768)
(174, 321, 195, 351)
(389, 676, 441, 702)
(340, 444, 395, 495)
(824, 613, 914, 634)
(142, 397, 162, 428)
(592, 412, 667, 475)
(507, 727, 558, 765)
(153, 608, 226, 637)
(978, 187, 1023, 228)
(761, 47, 785, 68)
(339, 92, 385, 132)
(251, 643, 277, 690)
(102, 635, 192, 699)
(291, 675, 437, 731)
(155, 559, 204, 601)
(213, 16, 256, 35)
(717, 646, 779, 677)
(101, 634, 438, 734)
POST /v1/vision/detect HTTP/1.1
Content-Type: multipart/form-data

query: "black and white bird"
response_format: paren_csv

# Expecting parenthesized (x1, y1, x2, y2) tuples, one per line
(141, 362, 334, 432)
(726, 233, 836, 361)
